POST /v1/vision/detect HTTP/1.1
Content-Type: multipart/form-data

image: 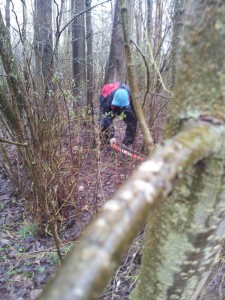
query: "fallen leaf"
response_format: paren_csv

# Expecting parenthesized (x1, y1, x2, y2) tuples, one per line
(81, 205, 89, 211)
(78, 185, 85, 192)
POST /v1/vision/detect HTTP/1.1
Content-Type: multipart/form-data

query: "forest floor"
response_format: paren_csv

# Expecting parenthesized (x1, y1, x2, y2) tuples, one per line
(0, 150, 141, 300)
(0, 119, 225, 300)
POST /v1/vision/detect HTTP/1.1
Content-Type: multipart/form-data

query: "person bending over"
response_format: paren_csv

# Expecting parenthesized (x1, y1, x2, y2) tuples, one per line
(99, 82, 137, 146)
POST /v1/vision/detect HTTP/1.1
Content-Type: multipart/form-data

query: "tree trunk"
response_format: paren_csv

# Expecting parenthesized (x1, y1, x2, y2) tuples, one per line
(85, 0, 94, 119)
(134, 0, 145, 90)
(104, 0, 126, 83)
(34, 0, 54, 90)
(152, 0, 163, 90)
(134, 7, 141, 47)
(153, 0, 163, 58)
(120, 0, 155, 154)
(53, 0, 65, 62)
(5, 0, 10, 36)
(146, 0, 153, 42)
(0, 84, 22, 136)
(171, 0, 185, 88)
(21, 0, 30, 91)
(131, 0, 225, 299)
(71, 0, 86, 105)
(0, 9, 30, 140)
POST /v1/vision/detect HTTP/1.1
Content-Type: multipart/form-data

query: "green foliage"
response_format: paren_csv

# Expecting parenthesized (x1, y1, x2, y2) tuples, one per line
(18, 224, 38, 239)
(0, 254, 8, 262)
(104, 111, 127, 120)
(6, 266, 16, 276)
(118, 111, 126, 120)
(51, 72, 63, 85)
(38, 266, 46, 273)
(2, 224, 9, 230)
(17, 247, 24, 252)
(104, 111, 114, 117)
(63, 89, 73, 99)
(130, 274, 139, 281)
(0, 203, 5, 210)
(47, 90, 55, 98)
(25, 270, 35, 278)
(49, 252, 59, 265)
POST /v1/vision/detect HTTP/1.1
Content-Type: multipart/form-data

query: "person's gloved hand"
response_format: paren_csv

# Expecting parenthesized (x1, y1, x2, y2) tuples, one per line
(122, 137, 133, 146)
(110, 137, 117, 146)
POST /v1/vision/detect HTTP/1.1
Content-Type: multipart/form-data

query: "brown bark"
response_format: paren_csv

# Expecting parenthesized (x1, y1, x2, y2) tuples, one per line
(153, 0, 163, 57)
(5, 0, 10, 36)
(171, 0, 185, 88)
(71, 0, 86, 104)
(0, 9, 28, 140)
(34, 0, 54, 89)
(146, 0, 153, 42)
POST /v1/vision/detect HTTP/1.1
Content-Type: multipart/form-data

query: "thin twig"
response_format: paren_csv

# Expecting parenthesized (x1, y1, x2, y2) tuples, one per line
(57, 0, 112, 38)
(144, 32, 173, 95)
(0, 138, 27, 146)
(151, 99, 171, 128)
(148, 91, 172, 99)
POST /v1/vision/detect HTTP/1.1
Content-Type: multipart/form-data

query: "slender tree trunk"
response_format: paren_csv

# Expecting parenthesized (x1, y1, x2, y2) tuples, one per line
(71, 0, 86, 105)
(120, 0, 154, 154)
(134, 0, 146, 90)
(131, 1, 225, 299)
(5, 0, 10, 36)
(171, 0, 185, 88)
(104, 0, 126, 83)
(21, 0, 30, 91)
(153, 0, 163, 58)
(54, 0, 65, 62)
(85, 0, 94, 119)
(134, 9, 141, 47)
(146, 0, 153, 42)
(34, 0, 54, 90)
(0, 84, 22, 136)
(127, 0, 134, 36)
(0, 9, 29, 140)
(153, 0, 163, 91)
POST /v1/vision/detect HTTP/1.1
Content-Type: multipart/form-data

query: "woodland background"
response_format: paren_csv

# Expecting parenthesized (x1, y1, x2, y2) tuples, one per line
(0, 0, 225, 299)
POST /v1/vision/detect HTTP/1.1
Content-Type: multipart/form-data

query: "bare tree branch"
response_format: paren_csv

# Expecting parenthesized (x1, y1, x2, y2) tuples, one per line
(0, 137, 27, 146)
(57, 0, 112, 39)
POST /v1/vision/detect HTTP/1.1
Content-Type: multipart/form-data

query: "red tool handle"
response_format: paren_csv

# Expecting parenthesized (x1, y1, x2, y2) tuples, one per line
(111, 143, 145, 161)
